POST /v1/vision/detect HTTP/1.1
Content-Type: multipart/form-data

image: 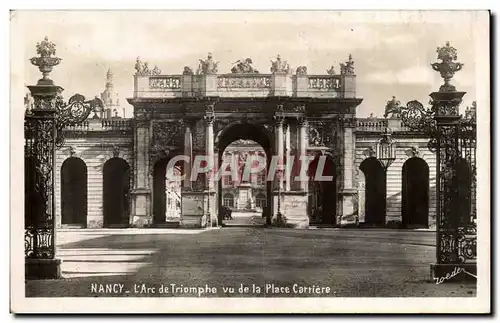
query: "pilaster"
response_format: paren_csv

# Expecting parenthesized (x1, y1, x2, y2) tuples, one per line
(130, 114, 152, 227)
(338, 115, 359, 226)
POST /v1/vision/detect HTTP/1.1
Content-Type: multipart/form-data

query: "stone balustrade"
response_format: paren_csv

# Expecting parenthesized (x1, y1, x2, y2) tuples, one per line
(65, 118, 133, 132)
(356, 118, 415, 132)
(133, 73, 355, 99)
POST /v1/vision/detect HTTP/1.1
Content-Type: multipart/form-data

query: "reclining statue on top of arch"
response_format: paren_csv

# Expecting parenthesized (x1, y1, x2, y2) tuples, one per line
(231, 58, 259, 74)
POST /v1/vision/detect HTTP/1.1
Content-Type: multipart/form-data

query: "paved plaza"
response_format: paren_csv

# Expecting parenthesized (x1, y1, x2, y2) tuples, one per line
(26, 212, 476, 298)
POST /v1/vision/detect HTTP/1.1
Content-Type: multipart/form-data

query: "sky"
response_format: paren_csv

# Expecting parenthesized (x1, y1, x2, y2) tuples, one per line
(12, 10, 483, 118)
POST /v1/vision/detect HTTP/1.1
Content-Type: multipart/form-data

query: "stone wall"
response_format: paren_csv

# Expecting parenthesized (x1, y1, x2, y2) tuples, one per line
(355, 134, 437, 228)
(54, 134, 133, 228)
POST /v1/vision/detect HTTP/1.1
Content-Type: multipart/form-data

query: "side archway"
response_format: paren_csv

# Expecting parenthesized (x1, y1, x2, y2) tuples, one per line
(153, 156, 183, 225)
(402, 157, 429, 228)
(61, 157, 88, 226)
(103, 157, 130, 228)
(359, 157, 386, 227)
(307, 154, 337, 225)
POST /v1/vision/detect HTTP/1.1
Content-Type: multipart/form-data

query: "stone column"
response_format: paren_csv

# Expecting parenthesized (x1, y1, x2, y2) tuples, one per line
(183, 122, 192, 189)
(298, 117, 308, 191)
(285, 123, 291, 191)
(204, 103, 216, 226)
(338, 116, 358, 226)
(274, 114, 285, 191)
(204, 105, 215, 191)
(130, 116, 151, 227)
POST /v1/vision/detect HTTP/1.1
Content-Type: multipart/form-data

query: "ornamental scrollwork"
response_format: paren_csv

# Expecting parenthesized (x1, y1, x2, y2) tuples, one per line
(53, 94, 104, 148)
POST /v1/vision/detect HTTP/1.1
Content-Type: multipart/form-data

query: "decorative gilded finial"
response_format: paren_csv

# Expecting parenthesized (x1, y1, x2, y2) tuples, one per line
(431, 41, 463, 92)
(29, 36, 62, 85)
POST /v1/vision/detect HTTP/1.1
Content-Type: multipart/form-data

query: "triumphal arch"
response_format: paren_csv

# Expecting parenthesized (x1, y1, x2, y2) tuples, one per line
(126, 53, 362, 228)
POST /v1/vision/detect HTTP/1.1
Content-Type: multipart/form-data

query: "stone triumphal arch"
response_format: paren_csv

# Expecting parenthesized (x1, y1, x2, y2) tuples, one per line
(125, 53, 362, 228)
(50, 53, 450, 230)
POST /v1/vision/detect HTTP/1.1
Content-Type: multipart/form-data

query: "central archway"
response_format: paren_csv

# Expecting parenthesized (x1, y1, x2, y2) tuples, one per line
(216, 123, 272, 227)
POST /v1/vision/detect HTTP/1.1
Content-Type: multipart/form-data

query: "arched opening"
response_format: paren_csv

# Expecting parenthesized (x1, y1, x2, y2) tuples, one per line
(103, 157, 130, 228)
(402, 157, 429, 228)
(360, 157, 386, 227)
(307, 154, 337, 225)
(153, 156, 183, 226)
(61, 157, 88, 227)
(216, 123, 272, 227)
(452, 158, 472, 226)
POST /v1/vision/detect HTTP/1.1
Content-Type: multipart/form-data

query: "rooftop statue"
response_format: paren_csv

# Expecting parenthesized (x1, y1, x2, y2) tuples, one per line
(231, 58, 259, 74)
(384, 96, 402, 118)
(270, 54, 291, 74)
(197, 52, 219, 75)
(152, 65, 162, 76)
(135, 57, 157, 76)
(183, 66, 194, 75)
(296, 66, 307, 76)
(327, 66, 336, 75)
(340, 54, 355, 75)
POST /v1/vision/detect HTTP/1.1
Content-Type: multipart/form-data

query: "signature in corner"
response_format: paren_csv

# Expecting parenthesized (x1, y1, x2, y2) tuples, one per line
(434, 266, 477, 284)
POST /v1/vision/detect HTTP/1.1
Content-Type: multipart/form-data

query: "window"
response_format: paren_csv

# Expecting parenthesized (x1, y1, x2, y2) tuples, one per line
(256, 172, 266, 186)
(224, 175, 234, 187)
(256, 194, 267, 208)
(223, 193, 234, 208)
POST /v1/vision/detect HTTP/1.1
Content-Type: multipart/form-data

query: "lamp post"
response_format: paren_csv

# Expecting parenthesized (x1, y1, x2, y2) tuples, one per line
(25, 37, 103, 279)
(400, 42, 477, 281)
(377, 127, 396, 171)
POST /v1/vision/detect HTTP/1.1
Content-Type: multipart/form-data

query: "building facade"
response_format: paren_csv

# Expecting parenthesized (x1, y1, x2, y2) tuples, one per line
(48, 54, 474, 230)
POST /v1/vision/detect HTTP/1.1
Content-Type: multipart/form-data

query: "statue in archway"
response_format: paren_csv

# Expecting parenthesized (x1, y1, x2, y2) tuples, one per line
(231, 58, 259, 73)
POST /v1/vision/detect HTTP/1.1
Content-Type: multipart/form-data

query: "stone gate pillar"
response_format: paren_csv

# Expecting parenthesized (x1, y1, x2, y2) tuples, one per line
(338, 116, 358, 226)
(130, 114, 152, 227)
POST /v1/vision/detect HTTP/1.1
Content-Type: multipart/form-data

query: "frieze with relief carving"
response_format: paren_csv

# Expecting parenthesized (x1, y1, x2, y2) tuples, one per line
(308, 121, 335, 147)
(149, 120, 185, 170)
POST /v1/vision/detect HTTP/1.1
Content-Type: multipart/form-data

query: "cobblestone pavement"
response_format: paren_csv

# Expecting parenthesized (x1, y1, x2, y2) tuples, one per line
(26, 215, 476, 298)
